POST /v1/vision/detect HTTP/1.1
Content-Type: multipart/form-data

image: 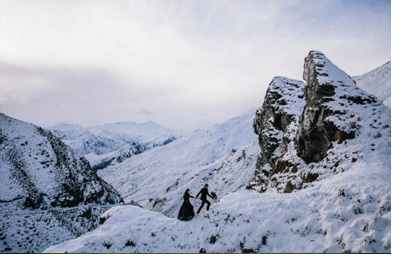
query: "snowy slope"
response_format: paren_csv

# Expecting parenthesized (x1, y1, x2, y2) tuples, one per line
(354, 61, 391, 108)
(0, 113, 122, 253)
(98, 110, 259, 217)
(45, 159, 390, 253)
(44, 51, 390, 253)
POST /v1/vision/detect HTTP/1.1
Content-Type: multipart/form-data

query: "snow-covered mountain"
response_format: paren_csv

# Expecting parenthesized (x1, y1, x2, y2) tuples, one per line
(96, 110, 259, 215)
(48, 121, 180, 170)
(0, 114, 123, 253)
(353, 61, 391, 108)
(44, 51, 390, 253)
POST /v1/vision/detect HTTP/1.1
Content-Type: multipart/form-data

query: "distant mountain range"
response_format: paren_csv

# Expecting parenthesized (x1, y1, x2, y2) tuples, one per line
(47, 121, 181, 171)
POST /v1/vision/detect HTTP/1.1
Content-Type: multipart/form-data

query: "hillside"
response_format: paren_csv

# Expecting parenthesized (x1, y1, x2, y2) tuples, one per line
(353, 61, 391, 108)
(0, 114, 123, 253)
(97, 110, 259, 216)
(44, 51, 390, 253)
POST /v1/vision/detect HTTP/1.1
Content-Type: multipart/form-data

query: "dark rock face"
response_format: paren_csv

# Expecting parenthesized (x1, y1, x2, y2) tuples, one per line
(250, 51, 389, 193)
(249, 77, 305, 191)
(296, 51, 358, 163)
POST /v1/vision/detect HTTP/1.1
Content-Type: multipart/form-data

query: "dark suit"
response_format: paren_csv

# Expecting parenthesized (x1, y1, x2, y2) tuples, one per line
(196, 187, 213, 213)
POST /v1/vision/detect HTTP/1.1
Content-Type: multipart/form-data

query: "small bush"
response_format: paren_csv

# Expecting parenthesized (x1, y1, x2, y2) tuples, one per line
(99, 215, 110, 225)
(102, 241, 112, 249)
(242, 248, 256, 253)
(125, 239, 136, 247)
(261, 235, 267, 245)
(209, 235, 217, 244)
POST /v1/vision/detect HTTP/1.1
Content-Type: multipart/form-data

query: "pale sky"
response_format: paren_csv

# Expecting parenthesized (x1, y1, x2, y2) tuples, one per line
(0, 0, 391, 132)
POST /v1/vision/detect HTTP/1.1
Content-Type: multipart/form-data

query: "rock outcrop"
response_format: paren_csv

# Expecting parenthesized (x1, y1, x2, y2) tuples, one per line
(296, 51, 377, 163)
(251, 77, 305, 191)
(249, 51, 390, 193)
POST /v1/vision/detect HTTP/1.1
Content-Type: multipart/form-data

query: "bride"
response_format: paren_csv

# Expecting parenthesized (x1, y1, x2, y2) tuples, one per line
(177, 189, 195, 221)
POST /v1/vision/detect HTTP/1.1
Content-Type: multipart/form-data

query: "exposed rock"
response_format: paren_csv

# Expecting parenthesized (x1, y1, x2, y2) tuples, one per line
(296, 51, 370, 163)
(250, 51, 390, 193)
(249, 77, 305, 191)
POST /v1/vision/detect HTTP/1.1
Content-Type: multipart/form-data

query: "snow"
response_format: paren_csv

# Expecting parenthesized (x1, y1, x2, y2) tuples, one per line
(44, 105, 391, 253)
(97, 110, 259, 216)
(309, 51, 357, 89)
(0, 113, 61, 200)
(1, 51, 392, 254)
(48, 120, 182, 171)
(354, 61, 391, 108)
(88, 121, 176, 143)
(0, 113, 122, 253)
(43, 52, 391, 254)
(45, 154, 390, 253)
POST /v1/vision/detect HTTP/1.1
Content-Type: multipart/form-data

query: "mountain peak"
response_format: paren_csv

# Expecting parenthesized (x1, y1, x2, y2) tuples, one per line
(304, 50, 356, 89)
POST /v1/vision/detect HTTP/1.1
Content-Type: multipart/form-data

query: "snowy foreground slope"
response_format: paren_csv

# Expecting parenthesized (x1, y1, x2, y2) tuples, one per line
(45, 161, 390, 253)
(44, 51, 391, 253)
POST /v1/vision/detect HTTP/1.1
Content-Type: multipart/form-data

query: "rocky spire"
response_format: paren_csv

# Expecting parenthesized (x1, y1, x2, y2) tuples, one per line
(249, 51, 389, 193)
(296, 51, 377, 163)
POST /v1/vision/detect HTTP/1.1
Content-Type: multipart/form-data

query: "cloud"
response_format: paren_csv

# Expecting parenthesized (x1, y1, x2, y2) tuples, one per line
(0, 0, 391, 131)
(0, 63, 167, 125)
(137, 110, 155, 117)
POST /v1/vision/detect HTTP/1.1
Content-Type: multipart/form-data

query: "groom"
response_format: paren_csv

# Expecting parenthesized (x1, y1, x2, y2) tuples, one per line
(196, 184, 213, 214)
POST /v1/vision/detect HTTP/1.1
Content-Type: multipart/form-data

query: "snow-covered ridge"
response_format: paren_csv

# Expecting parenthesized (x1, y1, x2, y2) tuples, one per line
(0, 113, 123, 252)
(353, 61, 391, 108)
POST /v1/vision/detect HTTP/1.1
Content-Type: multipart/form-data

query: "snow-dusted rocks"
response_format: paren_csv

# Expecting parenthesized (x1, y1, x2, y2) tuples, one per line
(0, 113, 122, 252)
(251, 51, 390, 194)
(251, 77, 305, 191)
(297, 51, 380, 163)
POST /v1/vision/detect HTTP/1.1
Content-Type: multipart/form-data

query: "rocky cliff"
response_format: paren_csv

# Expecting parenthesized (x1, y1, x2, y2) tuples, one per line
(249, 51, 390, 193)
